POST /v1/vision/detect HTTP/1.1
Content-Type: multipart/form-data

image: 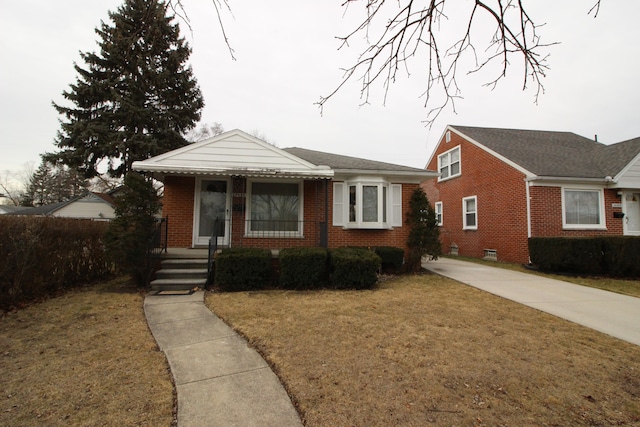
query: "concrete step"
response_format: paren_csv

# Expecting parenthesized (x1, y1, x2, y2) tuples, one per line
(161, 258, 209, 270)
(150, 277, 207, 291)
(156, 268, 208, 279)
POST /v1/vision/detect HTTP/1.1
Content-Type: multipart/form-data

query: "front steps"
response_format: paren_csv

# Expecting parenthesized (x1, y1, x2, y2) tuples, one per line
(150, 249, 210, 292)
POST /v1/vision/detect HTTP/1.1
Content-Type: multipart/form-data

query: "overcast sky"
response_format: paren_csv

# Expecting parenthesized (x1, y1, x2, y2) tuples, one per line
(1, 0, 639, 177)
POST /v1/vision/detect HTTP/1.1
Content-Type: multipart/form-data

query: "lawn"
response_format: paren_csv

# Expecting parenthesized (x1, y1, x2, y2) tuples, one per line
(206, 272, 640, 426)
(0, 277, 175, 427)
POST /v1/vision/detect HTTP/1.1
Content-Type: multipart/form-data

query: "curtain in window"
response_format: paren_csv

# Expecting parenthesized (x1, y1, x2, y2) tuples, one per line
(565, 190, 599, 224)
(251, 182, 299, 231)
(362, 185, 378, 222)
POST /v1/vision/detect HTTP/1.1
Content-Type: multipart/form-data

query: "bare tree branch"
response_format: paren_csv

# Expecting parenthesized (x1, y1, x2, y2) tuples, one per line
(168, 0, 236, 60)
(318, 0, 559, 126)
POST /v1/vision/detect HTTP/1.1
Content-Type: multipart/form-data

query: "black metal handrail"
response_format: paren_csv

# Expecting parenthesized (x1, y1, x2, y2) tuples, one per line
(144, 216, 168, 287)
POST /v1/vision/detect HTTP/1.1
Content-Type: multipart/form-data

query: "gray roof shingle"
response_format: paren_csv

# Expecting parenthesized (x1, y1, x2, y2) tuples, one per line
(451, 125, 640, 178)
(283, 147, 428, 173)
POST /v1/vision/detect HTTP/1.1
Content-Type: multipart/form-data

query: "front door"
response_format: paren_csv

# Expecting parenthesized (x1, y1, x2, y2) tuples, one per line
(624, 192, 640, 235)
(194, 179, 230, 246)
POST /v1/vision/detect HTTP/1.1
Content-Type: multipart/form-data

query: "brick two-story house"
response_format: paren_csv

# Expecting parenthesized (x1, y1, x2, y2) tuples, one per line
(133, 129, 438, 255)
(423, 125, 640, 264)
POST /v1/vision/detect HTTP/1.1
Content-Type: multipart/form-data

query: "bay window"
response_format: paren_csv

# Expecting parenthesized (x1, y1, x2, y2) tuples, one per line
(334, 181, 401, 229)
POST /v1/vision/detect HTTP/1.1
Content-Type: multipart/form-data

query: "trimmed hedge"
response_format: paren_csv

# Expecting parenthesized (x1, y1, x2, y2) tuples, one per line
(279, 247, 328, 289)
(329, 247, 381, 290)
(0, 217, 113, 310)
(374, 246, 404, 274)
(529, 237, 640, 278)
(214, 248, 272, 291)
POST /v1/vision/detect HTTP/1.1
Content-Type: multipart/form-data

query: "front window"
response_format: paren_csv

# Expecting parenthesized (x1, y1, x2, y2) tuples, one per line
(346, 182, 390, 228)
(438, 146, 461, 181)
(463, 196, 477, 230)
(435, 201, 443, 226)
(563, 188, 605, 229)
(249, 181, 301, 234)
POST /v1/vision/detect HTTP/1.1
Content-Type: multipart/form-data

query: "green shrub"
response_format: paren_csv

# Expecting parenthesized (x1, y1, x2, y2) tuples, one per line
(601, 237, 640, 278)
(529, 237, 640, 278)
(329, 247, 381, 290)
(374, 246, 404, 274)
(279, 247, 328, 290)
(215, 248, 272, 292)
(0, 217, 113, 310)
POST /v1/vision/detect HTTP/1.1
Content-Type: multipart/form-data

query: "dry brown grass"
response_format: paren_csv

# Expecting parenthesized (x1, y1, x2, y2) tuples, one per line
(206, 273, 640, 426)
(0, 277, 174, 427)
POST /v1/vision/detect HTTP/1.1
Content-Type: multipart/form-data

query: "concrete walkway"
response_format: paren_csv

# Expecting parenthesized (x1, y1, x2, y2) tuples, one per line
(144, 291, 303, 427)
(423, 257, 640, 346)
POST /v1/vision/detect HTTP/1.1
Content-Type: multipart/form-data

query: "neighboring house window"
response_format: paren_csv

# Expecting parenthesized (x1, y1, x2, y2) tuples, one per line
(435, 201, 443, 226)
(334, 181, 402, 229)
(462, 196, 477, 230)
(438, 146, 461, 181)
(562, 188, 605, 229)
(247, 180, 302, 235)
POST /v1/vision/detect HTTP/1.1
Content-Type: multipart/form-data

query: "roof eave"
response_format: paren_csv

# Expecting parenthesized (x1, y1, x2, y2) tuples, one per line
(132, 163, 334, 179)
(526, 175, 612, 184)
(333, 168, 439, 182)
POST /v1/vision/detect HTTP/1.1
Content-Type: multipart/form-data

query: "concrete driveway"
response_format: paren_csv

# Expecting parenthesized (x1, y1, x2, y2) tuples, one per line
(423, 257, 640, 346)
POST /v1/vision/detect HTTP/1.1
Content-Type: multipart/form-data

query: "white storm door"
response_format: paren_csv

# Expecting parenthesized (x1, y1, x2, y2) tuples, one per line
(194, 179, 230, 246)
(624, 192, 640, 235)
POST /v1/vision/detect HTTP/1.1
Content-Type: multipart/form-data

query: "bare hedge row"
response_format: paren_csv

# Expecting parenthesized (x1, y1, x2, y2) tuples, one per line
(0, 217, 114, 310)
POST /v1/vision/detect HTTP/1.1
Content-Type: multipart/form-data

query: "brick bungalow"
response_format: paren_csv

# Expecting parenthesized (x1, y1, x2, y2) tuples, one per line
(423, 125, 640, 264)
(132, 129, 437, 255)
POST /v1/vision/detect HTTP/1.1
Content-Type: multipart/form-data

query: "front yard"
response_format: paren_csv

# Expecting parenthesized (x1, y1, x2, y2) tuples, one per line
(0, 277, 174, 427)
(1, 271, 639, 426)
(206, 272, 640, 426)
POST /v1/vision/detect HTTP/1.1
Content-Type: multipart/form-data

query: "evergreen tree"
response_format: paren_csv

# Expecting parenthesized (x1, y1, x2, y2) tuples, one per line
(104, 172, 162, 285)
(26, 160, 87, 206)
(405, 187, 442, 272)
(46, 0, 204, 178)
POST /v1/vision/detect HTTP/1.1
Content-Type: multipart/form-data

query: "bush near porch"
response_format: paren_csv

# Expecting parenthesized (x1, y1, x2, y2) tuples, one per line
(528, 236, 640, 278)
(214, 246, 388, 291)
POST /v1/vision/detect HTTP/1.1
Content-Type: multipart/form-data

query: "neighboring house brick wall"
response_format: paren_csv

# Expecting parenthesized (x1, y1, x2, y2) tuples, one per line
(530, 186, 624, 237)
(163, 175, 195, 248)
(423, 131, 530, 264)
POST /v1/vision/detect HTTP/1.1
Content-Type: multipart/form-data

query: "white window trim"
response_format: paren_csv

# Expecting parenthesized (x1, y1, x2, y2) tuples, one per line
(245, 179, 304, 237)
(561, 187, 606, 230)
(435, 201, 443, 226)
(462, 195, 478, 230)
(333, 180, 401, 229)
(437, 145, 461, 182)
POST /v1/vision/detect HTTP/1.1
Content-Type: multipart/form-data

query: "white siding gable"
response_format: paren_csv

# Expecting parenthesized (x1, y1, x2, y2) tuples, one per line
(52, 195, 115, 219)
(132, 129, 333, 178)
(615, 153, 640, 188)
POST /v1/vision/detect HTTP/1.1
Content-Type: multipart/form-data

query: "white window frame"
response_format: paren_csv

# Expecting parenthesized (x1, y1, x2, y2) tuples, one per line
(435, 201, 443, 226)
(561, 187, 606, 230)
(462, 195, 477, 230)
(438, 146, 461, 181)
(245, 179, 304, 237)
(333, 181, 402, 229)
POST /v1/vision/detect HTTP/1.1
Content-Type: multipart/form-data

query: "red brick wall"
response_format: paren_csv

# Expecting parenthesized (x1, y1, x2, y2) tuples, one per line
(162, 175, 419, 254)
(423, 131, 530, 264)
(530, 186, 624, 237)
(162, 175, 195, 248)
